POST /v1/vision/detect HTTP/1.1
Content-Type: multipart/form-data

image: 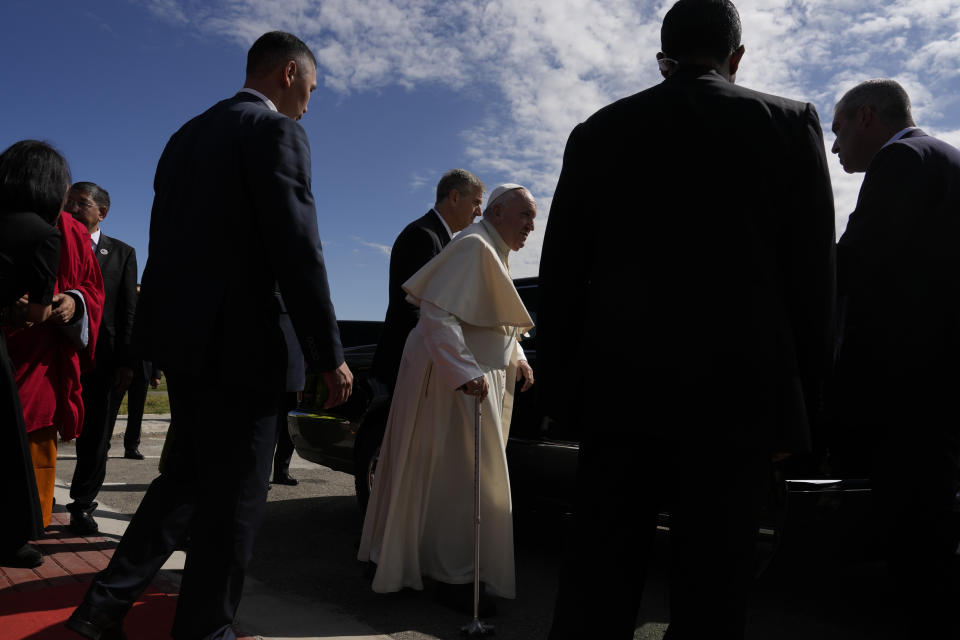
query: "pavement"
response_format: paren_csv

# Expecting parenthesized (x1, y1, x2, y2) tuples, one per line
(0, 415, 393, 640)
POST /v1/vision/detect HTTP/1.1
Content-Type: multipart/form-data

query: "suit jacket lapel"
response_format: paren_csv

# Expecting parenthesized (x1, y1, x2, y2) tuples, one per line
(95, 233, 111, 268)
(424, 210, 452, 247)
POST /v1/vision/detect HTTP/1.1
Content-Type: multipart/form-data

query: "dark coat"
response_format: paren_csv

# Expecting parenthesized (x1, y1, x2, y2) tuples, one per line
(537, 66, 836, 452)
(372, 210, 451, 388)
(92, 233, 137, 371)
(276, 289, 306, 393)
(832, 129, 960, 429)
(134, 92, 343, 390)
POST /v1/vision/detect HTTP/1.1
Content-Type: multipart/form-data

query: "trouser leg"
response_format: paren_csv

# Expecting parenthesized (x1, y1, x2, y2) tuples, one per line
(872, 424, 960, 637)
(664, 448, 767, 640)
(548, 437, 661, 640)
(80, 471, 195, 618)
(273, 392, 296, 476)
(169, 372, 280, 640)
(28, 426, 58, 528)
(70, 371, 119, 507)
(124, 376, 149, 452)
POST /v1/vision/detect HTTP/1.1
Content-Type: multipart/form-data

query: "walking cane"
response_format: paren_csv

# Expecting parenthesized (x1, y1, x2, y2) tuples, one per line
(461, 393, 494, 637)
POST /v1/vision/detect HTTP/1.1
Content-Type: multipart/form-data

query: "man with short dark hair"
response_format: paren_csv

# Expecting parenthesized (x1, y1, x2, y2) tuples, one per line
(829, 78, 960, 637)
(63, 181, 137, 535)
(68, 31, 352, 640)
(372, 168, 485, 390)
(539, 1, 836, 637)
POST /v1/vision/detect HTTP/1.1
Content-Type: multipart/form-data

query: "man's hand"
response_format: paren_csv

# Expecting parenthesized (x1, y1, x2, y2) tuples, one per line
(49, 293, 76, 324)
(321, 361, 353, 409)
(114, 366, 134, 394)
(517, 359, 534, 392)
(150, 377, 161, 389)
(459, 375, 489, 400)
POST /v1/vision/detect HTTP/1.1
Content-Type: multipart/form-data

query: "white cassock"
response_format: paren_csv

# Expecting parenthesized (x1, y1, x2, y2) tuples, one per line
(357, 218, 534, 598)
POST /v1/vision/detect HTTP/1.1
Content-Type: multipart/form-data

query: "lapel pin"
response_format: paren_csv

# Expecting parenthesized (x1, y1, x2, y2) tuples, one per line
(100, 248, 109, 255)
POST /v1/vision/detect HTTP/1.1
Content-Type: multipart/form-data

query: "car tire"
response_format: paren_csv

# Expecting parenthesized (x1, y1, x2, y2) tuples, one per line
(354, 402, 389, 515)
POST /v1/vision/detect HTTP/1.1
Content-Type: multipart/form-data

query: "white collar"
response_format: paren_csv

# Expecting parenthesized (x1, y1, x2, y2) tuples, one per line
(238, 88, 278, 112)
(882, 127, 919, 149)
(430, 208, 454, 239)
(91, 228, 102, 247)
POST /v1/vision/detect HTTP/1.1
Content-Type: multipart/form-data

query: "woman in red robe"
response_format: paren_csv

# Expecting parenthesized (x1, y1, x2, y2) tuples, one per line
(4, 208, 104, 527)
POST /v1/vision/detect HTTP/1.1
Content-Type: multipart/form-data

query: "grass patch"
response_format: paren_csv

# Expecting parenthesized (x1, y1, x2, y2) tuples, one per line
(116, 375, 170, 415)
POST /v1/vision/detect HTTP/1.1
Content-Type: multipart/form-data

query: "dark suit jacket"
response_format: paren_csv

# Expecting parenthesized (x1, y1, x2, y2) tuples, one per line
(276, 289, 306, 393)
(372, 210, 451, 388)
(134, 92, 343, 390)
(538, 66, 836, 452)
(92, 233, 137, 372)
(832, 129, 960, 428)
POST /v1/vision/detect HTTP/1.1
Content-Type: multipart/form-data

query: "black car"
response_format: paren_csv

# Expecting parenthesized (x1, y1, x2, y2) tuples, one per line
(289, 279, 564, 510)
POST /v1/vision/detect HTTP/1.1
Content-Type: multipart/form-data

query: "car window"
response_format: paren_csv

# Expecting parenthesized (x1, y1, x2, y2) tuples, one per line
(516, 283, 537, 343)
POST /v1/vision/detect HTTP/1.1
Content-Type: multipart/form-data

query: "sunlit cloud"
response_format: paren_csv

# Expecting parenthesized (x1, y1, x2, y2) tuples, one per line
(144, 0, 960, 276)
(351, 236, 392, 257)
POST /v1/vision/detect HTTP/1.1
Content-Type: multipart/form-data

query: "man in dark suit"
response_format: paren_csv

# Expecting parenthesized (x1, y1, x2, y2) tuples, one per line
(63, 181, 137, 535)
(538, 1, 835, 638)
(828, 79, 960, 637)
(372, 168, 484, 390)
(68, 32, 352, 640)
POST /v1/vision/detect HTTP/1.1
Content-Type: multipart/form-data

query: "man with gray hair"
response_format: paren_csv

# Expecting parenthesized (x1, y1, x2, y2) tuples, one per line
(372, 168, 485, 391)
(359, 184, 535, 614)
(829, 78, 960, 636)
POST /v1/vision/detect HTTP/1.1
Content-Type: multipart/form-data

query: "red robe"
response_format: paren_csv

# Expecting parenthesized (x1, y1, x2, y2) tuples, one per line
(4, 213, 105, 439)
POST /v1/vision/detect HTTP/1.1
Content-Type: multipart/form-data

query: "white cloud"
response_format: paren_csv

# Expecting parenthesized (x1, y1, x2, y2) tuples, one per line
(146, 0, 960, 259)
(847, 14, 911, 36)
(409, 171, 433, 192)
(352, 236, 392, 257)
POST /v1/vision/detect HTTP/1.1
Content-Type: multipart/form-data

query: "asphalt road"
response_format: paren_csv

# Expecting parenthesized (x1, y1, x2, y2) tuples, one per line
(53, 424, 922, 639)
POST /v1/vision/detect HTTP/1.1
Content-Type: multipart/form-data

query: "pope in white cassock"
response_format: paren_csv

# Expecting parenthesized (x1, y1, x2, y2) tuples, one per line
(358, 184, 537, 602)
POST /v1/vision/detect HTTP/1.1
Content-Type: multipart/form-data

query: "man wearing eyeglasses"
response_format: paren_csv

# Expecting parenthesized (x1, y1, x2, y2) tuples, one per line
(63, 181, 137, 536)
(539, 1, 836, 638)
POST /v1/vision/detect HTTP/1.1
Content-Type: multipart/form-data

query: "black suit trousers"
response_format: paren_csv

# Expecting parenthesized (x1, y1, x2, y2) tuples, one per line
(81, 371, 281, 640)
(122, 375, 150, 452)
(272, 392, 297, 475)
(70, 370, 123, 507)
(870, 418, 959, 637)
(548, 434, 769, 640)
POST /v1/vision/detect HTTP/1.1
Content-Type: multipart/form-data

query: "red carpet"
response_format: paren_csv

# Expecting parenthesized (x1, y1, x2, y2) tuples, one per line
(0, 581, 178, 639)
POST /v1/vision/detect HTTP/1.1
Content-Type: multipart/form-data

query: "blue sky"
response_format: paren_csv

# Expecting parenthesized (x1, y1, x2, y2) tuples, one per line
(3, 0, 960, 319)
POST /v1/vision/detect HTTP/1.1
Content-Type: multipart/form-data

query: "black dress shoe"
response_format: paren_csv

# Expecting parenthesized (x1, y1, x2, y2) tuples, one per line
(272, 472, 298, 486)
(66, 604, 126, 640)
(123, 449, 144, 460)
(1, 543, 43, 568)
(67, 503, 99, 535)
